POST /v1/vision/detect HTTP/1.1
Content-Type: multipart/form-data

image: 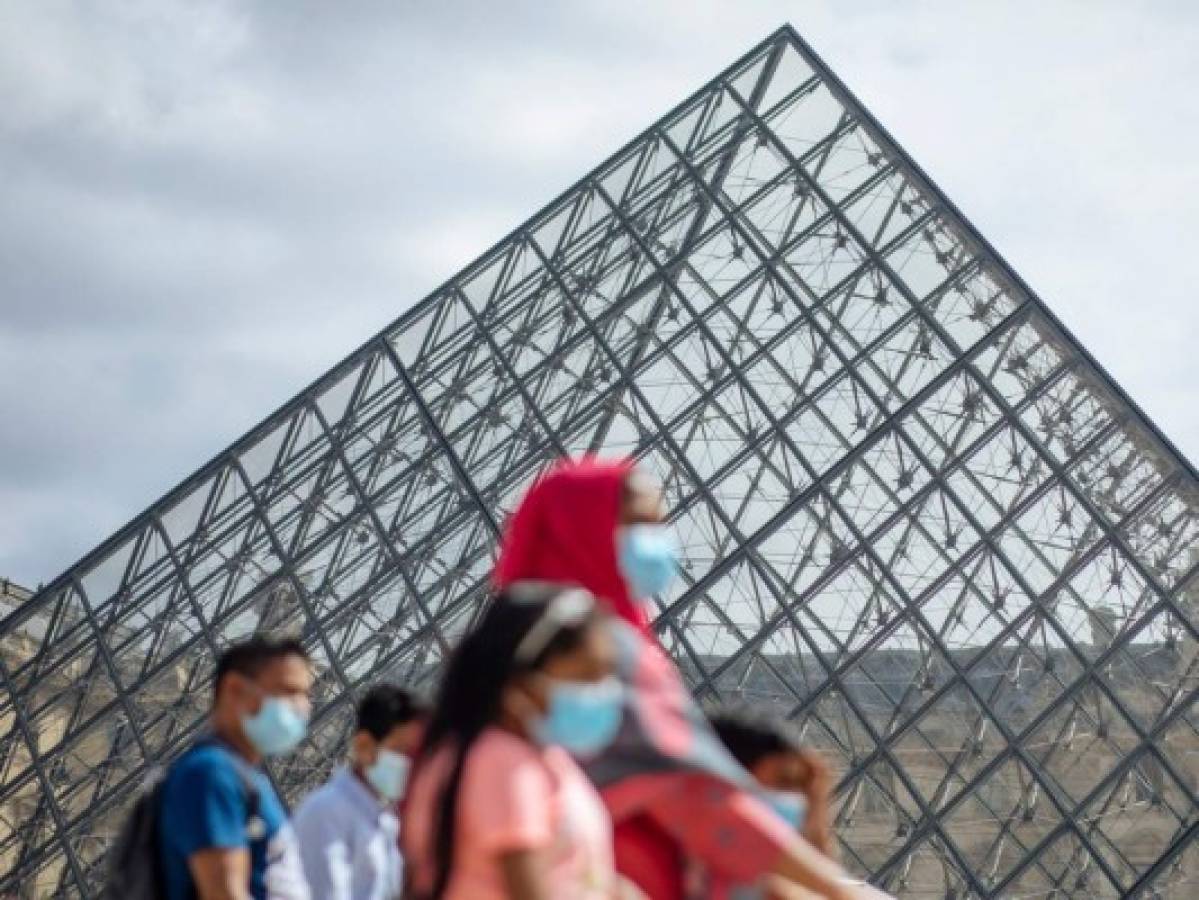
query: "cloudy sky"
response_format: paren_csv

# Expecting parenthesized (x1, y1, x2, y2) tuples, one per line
(1, 1, 1196, 588)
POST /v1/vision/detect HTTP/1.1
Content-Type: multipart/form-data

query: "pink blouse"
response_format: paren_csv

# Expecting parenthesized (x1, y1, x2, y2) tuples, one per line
(403, 728, 614, 899)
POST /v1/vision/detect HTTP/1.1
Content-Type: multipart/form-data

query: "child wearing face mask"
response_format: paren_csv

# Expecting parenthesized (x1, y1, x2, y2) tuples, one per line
(493, 458, 861, 900)
(293, 684, 428, 899)
(401, 583, 623, 900)
(709, 707, 834, 856)
(704, 708, 835, 899)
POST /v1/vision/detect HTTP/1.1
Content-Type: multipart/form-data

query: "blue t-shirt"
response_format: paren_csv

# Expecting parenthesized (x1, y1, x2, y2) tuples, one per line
(158, 742, 309, 900)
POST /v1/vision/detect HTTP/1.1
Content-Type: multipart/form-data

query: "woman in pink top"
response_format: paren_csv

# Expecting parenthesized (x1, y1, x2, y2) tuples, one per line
(403, 582, 624, 900)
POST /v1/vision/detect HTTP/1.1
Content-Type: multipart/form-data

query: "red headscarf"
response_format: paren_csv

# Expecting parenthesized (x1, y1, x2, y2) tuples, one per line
(492, 458, 809, 898)
(493, 455, 650, 632)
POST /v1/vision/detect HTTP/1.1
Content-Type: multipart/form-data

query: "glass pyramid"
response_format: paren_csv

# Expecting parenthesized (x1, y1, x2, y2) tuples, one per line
(2, 24, 1196, 899)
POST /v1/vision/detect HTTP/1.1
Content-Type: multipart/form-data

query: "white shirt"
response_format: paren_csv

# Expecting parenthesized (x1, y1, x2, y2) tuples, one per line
(292, 767, 403, 900)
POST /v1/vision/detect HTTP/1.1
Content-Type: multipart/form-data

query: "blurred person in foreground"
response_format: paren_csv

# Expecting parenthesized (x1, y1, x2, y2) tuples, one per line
(492, 457, 861, 900)
(709, 707, 834, 857)
(293, 685, 428, 899)
(158, 635, 313, 900)
(704, 707, 837, 899)
(402, 582, 631, 899)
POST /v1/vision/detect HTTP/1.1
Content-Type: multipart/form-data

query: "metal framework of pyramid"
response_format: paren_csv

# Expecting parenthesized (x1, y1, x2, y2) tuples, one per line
(2, 25, 1197, 899)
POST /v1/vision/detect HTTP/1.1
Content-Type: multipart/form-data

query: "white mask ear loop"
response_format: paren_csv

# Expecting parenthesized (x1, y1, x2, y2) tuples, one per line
(501, 681, 544, 741)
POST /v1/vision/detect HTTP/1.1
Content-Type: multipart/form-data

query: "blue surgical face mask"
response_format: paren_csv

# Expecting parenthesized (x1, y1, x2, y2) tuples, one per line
(365, 748, 411, 801)
(765, 790, 807, 830)
(617, 525, 678, 600)
(532, 676, 623, 757)
(241, 696, 308, 757)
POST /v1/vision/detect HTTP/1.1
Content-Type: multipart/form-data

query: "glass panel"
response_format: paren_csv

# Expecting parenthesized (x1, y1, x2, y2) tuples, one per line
(2, 29, 1195, 897)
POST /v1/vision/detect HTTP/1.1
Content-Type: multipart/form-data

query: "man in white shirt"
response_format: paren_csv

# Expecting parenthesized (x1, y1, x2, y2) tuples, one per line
(293, 684, 427, 900)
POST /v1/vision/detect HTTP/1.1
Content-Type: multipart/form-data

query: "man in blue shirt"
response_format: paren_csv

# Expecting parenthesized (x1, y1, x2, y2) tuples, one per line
(293, 685, 428, 899)
(159, 635, 314, 900)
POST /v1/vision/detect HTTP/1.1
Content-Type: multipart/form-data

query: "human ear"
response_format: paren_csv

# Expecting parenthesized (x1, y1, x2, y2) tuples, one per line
(501, 676, 547, 729)
(351, 731, 376, 767)
(228, 672, 261, 716)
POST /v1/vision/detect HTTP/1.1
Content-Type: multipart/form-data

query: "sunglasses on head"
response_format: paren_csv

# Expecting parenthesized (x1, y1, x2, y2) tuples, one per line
(509, 585, 597, 665)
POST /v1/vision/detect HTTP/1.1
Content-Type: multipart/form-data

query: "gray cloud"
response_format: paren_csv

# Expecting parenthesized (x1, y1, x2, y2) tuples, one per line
(1, 0, 1197, 586)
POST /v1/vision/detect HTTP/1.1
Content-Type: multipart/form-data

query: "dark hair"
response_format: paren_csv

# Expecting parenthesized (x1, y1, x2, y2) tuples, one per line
(213, 635, 310, 698)
(356, 684, 429, 740)
(709, 706, 801, 771)
(420, 582, 602, 899)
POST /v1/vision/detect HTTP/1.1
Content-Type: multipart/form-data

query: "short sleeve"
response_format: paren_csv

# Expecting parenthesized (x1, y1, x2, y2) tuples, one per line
(463, 735, 556, 855)
(165, 754, 250, 856)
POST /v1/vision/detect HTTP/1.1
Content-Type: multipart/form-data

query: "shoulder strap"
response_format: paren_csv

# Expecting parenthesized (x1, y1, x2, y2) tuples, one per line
(225, 752, 262, 820)
(187, 736, 262, 819)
